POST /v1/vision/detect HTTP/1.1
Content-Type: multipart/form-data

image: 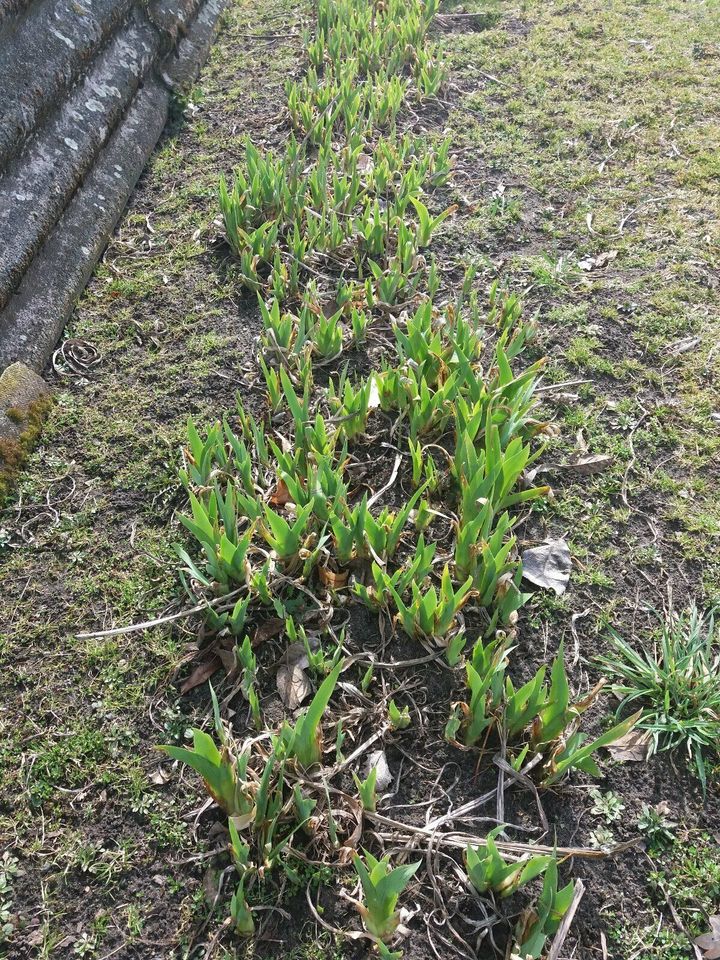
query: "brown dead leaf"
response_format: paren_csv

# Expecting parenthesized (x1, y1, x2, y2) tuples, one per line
(277, 658, 311, 710)
(270, 477, 294, 506)
(578, 249, 618, 271)
(280, 641, 309, 668)
(669, 335, 701, 356)
(569, 454, 614, 475)
(253, 617, 284, 646)
(573, 678, 607, 712)
(606, 728, 652, 762)
(180, 655, 221, 694)
(695, 916, 720, 959)
(216, 647, 236, 674)
(319, 566, 349, 589)
(530, 452, 613, 479)
(521, 539, 572, 595)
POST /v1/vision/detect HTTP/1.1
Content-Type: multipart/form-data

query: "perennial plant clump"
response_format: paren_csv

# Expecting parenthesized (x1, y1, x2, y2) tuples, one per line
(160, 0, 642, 951)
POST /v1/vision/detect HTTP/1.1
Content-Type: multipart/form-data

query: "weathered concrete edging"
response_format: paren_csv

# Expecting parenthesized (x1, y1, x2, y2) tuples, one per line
(0, 0, 227, 375)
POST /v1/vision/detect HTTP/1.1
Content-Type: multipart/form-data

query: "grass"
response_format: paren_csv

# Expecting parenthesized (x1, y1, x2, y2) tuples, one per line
(609, 832, 720, 959)
(438, 0, 720, 951)
(599, 605, 720, 792)
(444, 0, 720, 595)
(0, 0, 303, 952)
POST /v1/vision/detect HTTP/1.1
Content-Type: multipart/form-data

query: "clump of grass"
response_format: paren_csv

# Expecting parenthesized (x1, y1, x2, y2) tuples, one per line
(598, 605, 720, 793)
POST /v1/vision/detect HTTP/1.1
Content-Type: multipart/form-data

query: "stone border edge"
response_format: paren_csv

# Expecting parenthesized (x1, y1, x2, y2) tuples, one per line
(0, 0, 227, 377)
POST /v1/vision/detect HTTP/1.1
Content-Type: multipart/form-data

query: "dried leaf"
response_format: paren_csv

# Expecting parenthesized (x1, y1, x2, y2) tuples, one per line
(253, 617, 284, 646)
(521, 539, 572, 595)
(533, 454, 614, 478)
(319, 566, 349, 589)
(216, 647, 236, 675)
(578, 249, 618, 271)
(554, 391, 580, 404)
(695, 916, 720, 959)
(569, 454, 614, 475)
(180, 655, 221, 694)
(669, 335, 701, 356)
(364, 749, 392, 790)
(281, 642, 309, 669)
(277, 662, 311, 710)
(270, 477, 293, 506)
(230, 810, 255, 831)
(606, 729, 652, 762)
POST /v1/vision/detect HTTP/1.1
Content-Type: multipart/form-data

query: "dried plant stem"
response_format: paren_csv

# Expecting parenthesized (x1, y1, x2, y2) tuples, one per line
(545, 879, 586, 960)
(77, 589, 246, 639)
(366, 811, 632, 860)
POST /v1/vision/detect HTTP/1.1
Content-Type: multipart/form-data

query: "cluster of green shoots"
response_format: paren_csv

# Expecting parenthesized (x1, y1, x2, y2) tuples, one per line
(178, 287, 547, 649)
(162, 0, 641, 952)
(446, 639, 641, 785)
(160, 679, 341, 936)
(465, 830, 575, 958)
(159, 681, 421, 952)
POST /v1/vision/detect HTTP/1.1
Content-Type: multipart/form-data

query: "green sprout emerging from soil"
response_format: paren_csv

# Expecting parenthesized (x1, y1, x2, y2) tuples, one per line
(352, 850, 421, 942)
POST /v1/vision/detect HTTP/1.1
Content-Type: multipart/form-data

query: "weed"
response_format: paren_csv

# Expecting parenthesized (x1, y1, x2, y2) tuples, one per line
(159, 722, 254, 820)
(388, 700, 411, 731)
(353, 766, 378, 812)
(638, 803, 677, 852)
(513, 860, 575, 959)
(589, 788, 625, 823)
(465, 828, 552, 897)
(392, 565, 474, 642)
(278, 660, 344, 768)
(598, 605, 720, 792)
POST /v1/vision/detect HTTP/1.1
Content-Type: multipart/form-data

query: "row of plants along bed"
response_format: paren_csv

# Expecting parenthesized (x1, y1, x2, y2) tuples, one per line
(157, 0, 642, 956)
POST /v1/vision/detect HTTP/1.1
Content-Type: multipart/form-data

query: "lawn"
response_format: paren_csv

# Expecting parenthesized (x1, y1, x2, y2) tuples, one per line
(1, 0, 719, 958)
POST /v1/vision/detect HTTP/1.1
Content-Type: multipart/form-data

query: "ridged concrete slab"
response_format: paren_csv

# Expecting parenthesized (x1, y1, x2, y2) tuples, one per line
(0, 0, 136, 168)
(0, 13, 159, 311)
(0, 0, 227, 375)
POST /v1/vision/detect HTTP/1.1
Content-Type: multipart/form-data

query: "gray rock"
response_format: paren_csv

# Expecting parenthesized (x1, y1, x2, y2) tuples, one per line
(0, 361, 52, 440)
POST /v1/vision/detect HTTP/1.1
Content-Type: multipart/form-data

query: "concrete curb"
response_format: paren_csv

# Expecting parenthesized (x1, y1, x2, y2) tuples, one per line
(0, 0, 228, 374)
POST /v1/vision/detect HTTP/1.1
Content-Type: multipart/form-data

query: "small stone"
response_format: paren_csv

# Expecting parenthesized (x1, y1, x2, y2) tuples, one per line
(0, 362, 53, 498)
(0, 361, 52, 441)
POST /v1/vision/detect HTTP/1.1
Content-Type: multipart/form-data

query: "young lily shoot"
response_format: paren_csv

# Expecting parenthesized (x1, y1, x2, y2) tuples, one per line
(352, 849, 421, 943)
